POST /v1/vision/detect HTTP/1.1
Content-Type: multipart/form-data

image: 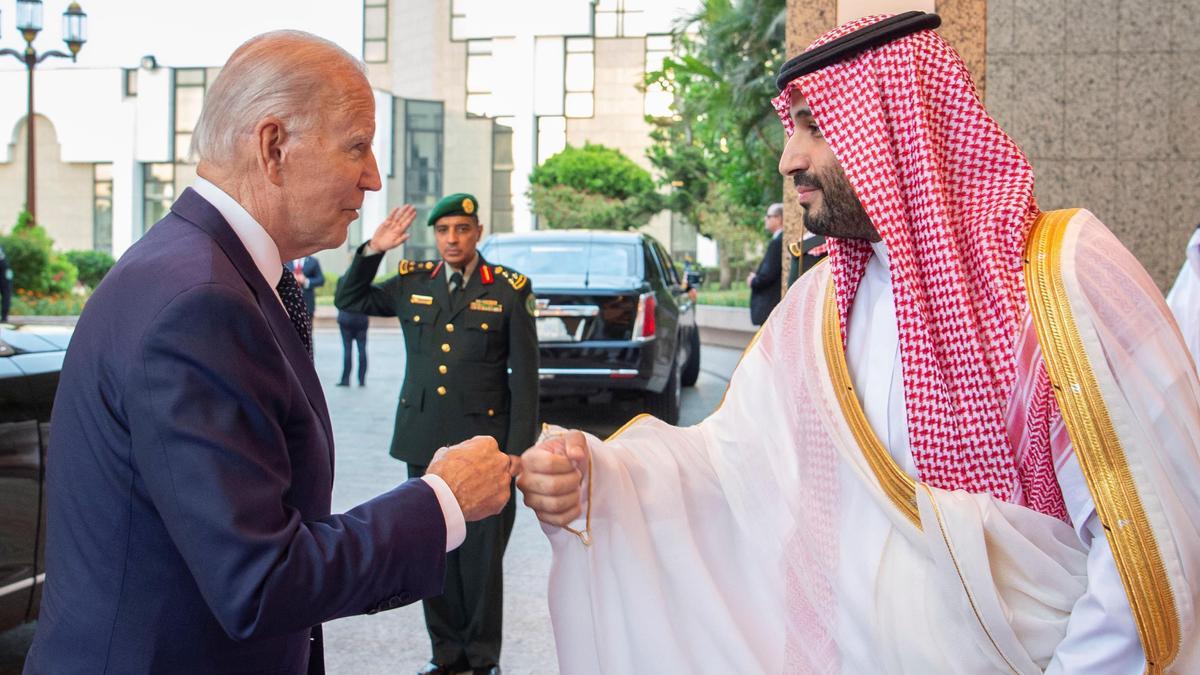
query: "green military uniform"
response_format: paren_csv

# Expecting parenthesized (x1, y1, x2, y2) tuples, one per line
(335, 193, 538, 672)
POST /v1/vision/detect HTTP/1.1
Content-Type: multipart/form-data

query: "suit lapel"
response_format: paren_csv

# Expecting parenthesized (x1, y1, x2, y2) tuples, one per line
(170, 188, 336, 459)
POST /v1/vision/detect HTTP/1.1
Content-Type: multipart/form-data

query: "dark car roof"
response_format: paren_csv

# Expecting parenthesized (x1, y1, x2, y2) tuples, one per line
(485, 230, 647, 245)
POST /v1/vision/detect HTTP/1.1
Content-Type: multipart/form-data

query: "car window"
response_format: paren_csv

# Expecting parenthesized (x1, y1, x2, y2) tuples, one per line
(654, 242, 680, 286)
(484, 241, 641, 278)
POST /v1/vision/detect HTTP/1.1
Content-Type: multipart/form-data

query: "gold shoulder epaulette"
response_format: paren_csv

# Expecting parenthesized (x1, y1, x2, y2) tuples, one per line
(398, 260, 436, 276)
(493, 265, 528, 291)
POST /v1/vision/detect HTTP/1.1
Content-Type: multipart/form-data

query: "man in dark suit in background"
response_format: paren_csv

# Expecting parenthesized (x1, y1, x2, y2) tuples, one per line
(748, 202, 785, 325)
(0, 243, 10, 322)
(337, 193, 539, 675)
(25, 30, 517, 675)
(289, 255, 325, 321)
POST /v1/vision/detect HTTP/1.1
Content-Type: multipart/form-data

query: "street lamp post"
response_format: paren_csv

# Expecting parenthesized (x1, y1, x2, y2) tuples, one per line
(0, 0, 88, 222)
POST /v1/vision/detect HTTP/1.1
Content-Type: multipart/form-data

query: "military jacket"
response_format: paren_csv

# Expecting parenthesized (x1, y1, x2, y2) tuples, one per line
(336, 245, 539, 465)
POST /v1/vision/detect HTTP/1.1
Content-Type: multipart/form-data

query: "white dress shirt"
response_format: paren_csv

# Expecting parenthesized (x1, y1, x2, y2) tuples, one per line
(843, 240, 1142, 673)
(191, 178, 466, 552)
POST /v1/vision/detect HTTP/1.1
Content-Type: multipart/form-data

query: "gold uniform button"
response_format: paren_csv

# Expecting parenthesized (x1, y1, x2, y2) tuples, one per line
(437, 386, 447, 396)
(413, 315, 421, 323)
(438, 365, 448, 374)
(445, 323, 455, 332)
(480, 322, 489, 331)
(441, 343, 451, 353)
(487, 409, 495, 417)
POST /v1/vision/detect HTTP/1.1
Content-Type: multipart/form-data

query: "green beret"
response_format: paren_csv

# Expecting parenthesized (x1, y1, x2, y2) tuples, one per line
(427, 192, 480, 226)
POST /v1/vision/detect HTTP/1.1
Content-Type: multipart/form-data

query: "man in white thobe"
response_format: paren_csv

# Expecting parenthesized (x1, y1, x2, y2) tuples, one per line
(517, 12, 1200, 675)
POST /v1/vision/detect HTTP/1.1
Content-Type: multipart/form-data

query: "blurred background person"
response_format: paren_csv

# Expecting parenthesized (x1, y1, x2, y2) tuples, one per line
(335, 276, 370, 386)
(290, 254, 325, 322)
(748, 202, 784, 326)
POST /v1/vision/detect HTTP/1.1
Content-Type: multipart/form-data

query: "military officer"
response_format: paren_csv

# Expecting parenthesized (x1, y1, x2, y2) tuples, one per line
(335, 193, 538, 675)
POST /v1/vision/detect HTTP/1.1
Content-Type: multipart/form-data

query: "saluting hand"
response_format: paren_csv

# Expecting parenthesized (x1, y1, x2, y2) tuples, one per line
(368, 204, 417, 253)
(517, 430, 588, 527)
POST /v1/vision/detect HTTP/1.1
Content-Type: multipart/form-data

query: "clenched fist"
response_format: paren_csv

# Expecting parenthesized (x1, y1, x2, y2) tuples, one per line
(517, 430, 589, 527)
(427, 436, 519, 521)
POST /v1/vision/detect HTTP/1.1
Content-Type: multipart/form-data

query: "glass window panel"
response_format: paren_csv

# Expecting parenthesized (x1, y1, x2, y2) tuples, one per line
(364, 7, 388, 39)
(623, 11, 648, 37)
(175, 87, 204, 132)
(646, 34, 672, 51)
(364, 40, 387, 63)
(123, 68, 137, 96)
(564, 92, 593, 118)
(594, 0, 617, 10)
(566, 37, 593, 52)
(565, 53, 593, 92)
(94, 162, 112, 182)
(468, 39, 492, 55)
(149, 162, 174, 183)
(175, 68, 205, 86)
(366, 0, 387, 6)
(175, 133, 193, 162)
(595, 13, 617, 37)
(408, 101, 443, 129)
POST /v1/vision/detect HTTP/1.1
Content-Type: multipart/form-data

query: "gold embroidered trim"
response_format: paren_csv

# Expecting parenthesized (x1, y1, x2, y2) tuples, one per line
(821, 281, 921, 529)
(1024, 209, 1180, 673)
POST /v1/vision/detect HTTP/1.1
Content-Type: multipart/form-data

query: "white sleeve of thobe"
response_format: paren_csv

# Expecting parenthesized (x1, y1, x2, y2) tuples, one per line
(1045, 452, 1144, 674)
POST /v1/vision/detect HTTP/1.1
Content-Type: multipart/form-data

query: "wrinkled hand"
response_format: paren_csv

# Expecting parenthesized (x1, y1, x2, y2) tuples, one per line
(517, 430, 588, 527)
(368, 205, 417, 253)
(427, 435, 519, 521)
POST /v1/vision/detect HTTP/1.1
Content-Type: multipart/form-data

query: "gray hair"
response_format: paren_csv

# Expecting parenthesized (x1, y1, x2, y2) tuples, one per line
(190, 30, 366, 165)
(767, 203, 784, 217)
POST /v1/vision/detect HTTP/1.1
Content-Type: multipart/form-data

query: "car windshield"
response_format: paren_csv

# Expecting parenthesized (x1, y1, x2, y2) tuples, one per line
(484, 240, 641, 278)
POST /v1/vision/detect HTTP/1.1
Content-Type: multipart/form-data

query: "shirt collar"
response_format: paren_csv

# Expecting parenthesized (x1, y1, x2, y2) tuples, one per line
(191, 177, 283, 294)
(444, 254, 481, 287)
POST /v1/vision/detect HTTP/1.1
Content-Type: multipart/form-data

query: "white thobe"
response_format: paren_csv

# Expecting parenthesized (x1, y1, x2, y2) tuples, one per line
(844, 241, 1142, 673)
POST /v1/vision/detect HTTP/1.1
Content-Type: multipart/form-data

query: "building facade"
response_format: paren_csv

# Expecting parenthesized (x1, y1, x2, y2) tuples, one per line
(0, 0, 701, 279)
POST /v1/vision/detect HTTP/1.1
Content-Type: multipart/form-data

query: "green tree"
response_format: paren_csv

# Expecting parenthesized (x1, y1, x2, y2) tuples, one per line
(645, 0, 787, 287)
(1, 209, 79, 295)
(528, 143, 663, 230)
(65, 249, 116, 289)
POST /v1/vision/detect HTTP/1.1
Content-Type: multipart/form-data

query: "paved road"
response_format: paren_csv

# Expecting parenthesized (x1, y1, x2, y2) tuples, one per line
(0, 329, 742, 674)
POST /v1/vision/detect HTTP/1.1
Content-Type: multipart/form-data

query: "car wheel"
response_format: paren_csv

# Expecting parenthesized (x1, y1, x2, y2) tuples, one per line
(645, 354, 681, 424)
(680, 328, 701, 387)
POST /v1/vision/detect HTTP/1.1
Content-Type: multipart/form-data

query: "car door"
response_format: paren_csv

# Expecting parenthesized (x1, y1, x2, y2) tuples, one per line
(0, 343, 41, 630)
(643, 239, 679, 376)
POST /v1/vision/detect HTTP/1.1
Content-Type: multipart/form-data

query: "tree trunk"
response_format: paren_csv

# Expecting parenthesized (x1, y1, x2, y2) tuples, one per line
(717, 239, 733, 290)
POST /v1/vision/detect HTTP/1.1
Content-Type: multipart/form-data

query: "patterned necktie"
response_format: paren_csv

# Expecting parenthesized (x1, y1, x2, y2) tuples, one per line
(277, 266, 313, 360)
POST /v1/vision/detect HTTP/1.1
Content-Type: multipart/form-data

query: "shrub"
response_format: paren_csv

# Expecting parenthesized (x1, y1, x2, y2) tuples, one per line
(11, 288, 89, 315)
(528, 144, 663, 230)
(64, 250, 116, 289)
(46, 256, 79, 294)
(1, 232, 51, 293)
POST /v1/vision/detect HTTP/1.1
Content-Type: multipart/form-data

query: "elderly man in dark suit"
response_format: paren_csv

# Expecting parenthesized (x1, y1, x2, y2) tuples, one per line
(748, 202, 785, 325)
(24, 30, 517, 675)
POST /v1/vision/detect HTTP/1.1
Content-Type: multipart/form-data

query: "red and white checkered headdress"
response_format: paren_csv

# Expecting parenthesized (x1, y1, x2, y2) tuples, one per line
(773, 16, 1057, 506)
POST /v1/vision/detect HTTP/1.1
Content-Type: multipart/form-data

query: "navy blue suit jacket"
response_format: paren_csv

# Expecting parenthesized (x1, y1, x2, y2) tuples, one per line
(25, 188, 447, 674)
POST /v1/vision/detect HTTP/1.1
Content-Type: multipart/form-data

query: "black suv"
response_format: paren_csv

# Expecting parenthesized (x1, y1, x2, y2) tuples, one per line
(480, 231, 700, 424)
(0, 323, 70, 633)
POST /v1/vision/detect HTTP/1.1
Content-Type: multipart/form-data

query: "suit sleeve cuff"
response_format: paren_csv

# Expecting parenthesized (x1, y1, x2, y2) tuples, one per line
(420, 474, 466, 551)
(362, 242, 384, 257)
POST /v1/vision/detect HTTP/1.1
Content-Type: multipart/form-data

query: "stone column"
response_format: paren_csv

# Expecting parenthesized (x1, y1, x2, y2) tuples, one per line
(780, 0, 837, 296)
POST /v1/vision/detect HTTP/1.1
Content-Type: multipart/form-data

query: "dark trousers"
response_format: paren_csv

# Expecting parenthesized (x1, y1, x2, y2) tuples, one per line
(338, 325, 367, 384)
(407, 463, 516, 669)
